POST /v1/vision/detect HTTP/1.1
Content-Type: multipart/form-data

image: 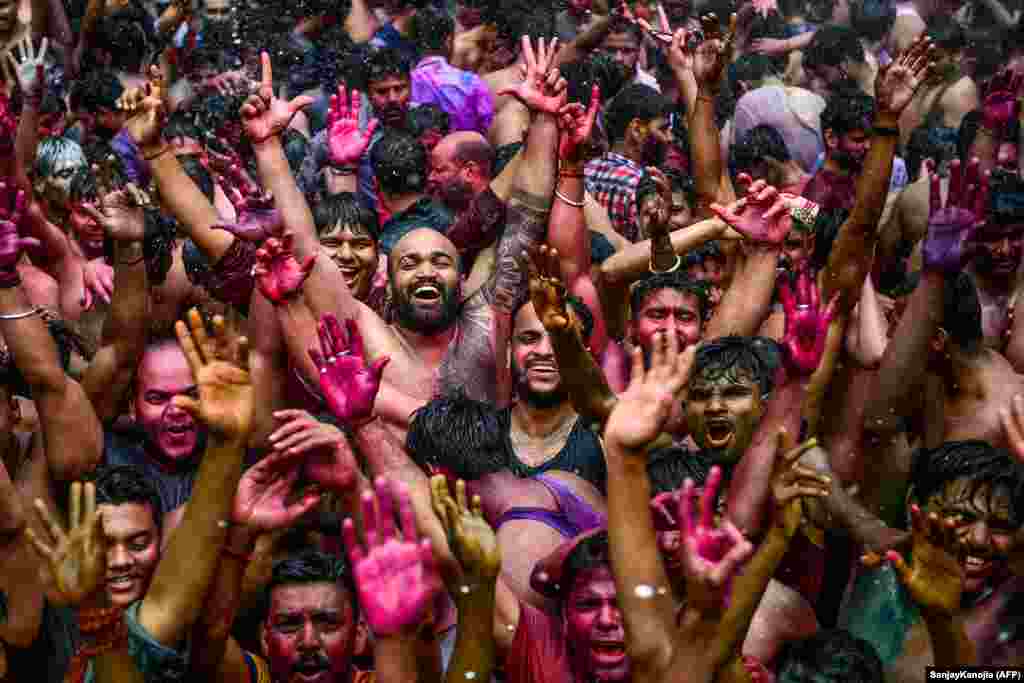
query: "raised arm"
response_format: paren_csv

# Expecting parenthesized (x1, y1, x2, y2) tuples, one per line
(8, 36, 47, 192)
(688, 13, 734, 217)
(137, 310, 254, 648)
(0, 190, 101, 482)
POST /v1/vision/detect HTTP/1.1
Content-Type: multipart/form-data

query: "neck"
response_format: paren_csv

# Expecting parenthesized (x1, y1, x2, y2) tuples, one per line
(394, 323, 457, 365)
(511, 399, 576, 438)
(940, 345, 986, 396)
(610, 141, 642, 164)
(383, 192, 424, 216)
(823, 156, 855, 178)
(778, 162, 809, 189)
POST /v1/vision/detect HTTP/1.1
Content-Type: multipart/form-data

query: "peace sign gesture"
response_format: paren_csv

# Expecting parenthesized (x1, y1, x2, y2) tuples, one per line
(496, 36, 567, 115)
(240, 52, 315, 144)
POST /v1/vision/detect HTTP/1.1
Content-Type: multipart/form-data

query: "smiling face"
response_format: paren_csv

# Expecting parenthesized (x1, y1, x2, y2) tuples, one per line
(923, 478, 1016, 595)
(320, 221, 378, 301)
(563, 566, 631, 683)
(972, 222, 1023, 280)
(134, 344, 203, 465)
(512, 302, 572, 409)
(631, 288, 703, 361)
(685, 366, 764, 464)
(390, 228, 461, 335)
(261, 582, 357, 683)
(100, 502, 160, 607)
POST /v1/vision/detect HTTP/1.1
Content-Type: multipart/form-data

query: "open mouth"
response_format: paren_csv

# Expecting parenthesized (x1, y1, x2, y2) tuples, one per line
(165, 424, 192, 437)
(412, 284, 442, 302)
(591, 642, 626, 663)
(963, 556, 993, 576)
(107, 575, 136, 591)
(705, 419, 734, 449)
(528, 363, 559, 378)
(294, 662, 329, 681)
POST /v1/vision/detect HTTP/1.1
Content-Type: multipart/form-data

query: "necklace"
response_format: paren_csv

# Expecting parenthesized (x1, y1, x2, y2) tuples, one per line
(509, 409, 577, 468)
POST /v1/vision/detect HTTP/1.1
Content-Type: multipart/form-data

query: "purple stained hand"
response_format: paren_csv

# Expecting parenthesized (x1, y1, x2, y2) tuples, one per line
(778, 266, 837, 376)
(0, 187, 39, 272)
(309, 314, 390, 427)
(253, 234, 315, 303)
(342, 478, 440, 637)
(923, 159, 988, 274)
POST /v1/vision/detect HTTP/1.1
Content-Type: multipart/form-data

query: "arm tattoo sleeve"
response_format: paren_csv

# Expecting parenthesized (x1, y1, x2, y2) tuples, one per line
(487, 190, 551, 312)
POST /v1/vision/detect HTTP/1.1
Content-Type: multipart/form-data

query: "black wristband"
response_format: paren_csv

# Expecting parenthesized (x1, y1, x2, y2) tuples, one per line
(872, 126, 900, 137)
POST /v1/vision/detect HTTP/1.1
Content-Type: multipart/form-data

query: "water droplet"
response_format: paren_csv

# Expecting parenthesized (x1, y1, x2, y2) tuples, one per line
(507, 623, 516, 631)
(465, 672, 477, 680)
(536, 571, 549, 583)
(459, 585, 471, 594)
(634, 584, 655, 599)
(657, 586, 669, 595)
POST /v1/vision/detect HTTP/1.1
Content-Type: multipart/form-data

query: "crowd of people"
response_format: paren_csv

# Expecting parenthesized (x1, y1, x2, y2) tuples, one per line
(0, 0, 1022, 680)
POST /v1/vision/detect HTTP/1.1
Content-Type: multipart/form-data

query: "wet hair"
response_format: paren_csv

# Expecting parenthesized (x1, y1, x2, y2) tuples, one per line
(906, 125, 957, 182)
(177, 154, 216, 202)
(96, 8, 151, 72)
(604, 84, 671, 145)
(730, 124, 790, 178)
(909, 440, 1024, 526)
(411, 6, 454, 55)
(407, 104, 451, 140)
(34, 136, 86, 183)
(144, 208, 177, 286)
(164, 113, 203, 143)
(92, 464, 163, 534)
(359, 47, 412, 91)
(606, 15, 643, 44)
(267, 549, 359, 612)
(647, 447, 711, 494)
(562, 530, 611, 596)
(776, 629, 884, 683)
(493, 2, 554, 58)
(511, 293, 596, 345)
(196, 93, 247, 138)
(405, 391, 509, 479)
(312, 192, 380, 240)
(590, 230, 616, 265)
(804, 25, 866, 72)
(941, 272, 983, 354)
(821, 90, 876, 137)
(692, 335, 780, 397)
(926, 16, 966, 51)
(281, 128, 309, 177)
(630, 271, 711, 323)
(851, 0, 896, 44)
(987, 167, 1024, 227)
(809, 207, 849, 271)
(69, 70, 125, 114)
(370, 131, 428, 196)
(560, 53, 631, 107)
(729, 54, 784, 93)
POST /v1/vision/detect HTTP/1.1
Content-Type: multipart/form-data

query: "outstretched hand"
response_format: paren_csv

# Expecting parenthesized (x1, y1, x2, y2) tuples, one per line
(7, 36, 48, 106)
(710, 179, 814, 245)
(874, 36, 934, 115)
(557, 84, 601, 163)
(240, 52, 314, 144)
(496, 37, 567, 114)
(269, 409, 360, 492)
(678, 466, 753, 614)
(253, 235, 315, 303)
(923, 158, 988, 274)
(215, 162, 280, 242)
(431, 476, 501, 584)
(233, 448, 322, 531)
(343, 478, 441, 637)
(778, 266, 838, 376)
(309, 314, 390, 427)
(0, 188, 39, 271)
(769, 431, 831, 537)
(327, 85, 378, 166)
(25, 482, 107, 607)
(528, 245, 575, 336)
(692, 13, 736, 90)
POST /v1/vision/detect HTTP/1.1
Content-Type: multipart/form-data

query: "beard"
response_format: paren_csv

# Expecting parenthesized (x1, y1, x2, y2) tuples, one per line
(393, 282, 462, 334)
(832, 148, 864, 172)
(438, 178, 476, 212)
(642, 137, 667, 167)
(512, 359, 570, 409)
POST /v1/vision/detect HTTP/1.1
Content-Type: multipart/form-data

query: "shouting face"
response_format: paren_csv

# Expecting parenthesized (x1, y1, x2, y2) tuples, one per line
(390, 228, 461, 335)
(685, 366, 764, 464)
(563, 566, 631, 682)
(100, 502, 160, 608)
(262, 582, 358, 683)
(320, 221, 378, 301)
(134, 343, 203, 465)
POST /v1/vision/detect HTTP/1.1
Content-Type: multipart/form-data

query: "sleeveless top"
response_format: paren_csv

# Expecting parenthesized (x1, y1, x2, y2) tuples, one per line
(499, 408, 608, 491)
(496, 473, 607, 538)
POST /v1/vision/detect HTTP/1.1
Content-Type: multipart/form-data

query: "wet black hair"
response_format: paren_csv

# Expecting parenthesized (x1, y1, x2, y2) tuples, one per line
(776, 629, 884, 683)
(407, 104, 451, 140)
(906, 125, 957, 182)
(560, 53, 631, 108)
(804, 25, 866, 72)
(511, 292, 596, 345)
(730, 124, 791, 178)
(647, 447, 711, 495)
(312, 192, 380, 240)
(821, 90, 876, 137)
(266, 549, 359, 612)
(851, 0, 896, 44)
(97, 8, 152, 72)
(603, 84, 670, 144)
(281, 128, 309, 178)
(941, 272, 983, 354)
(69, 70, 125, 114)
(691, 335, 780, 397)
(405, 391, 509, 479)
(729, 54, 784, 93)
(92, 464, 163, 534)
(562, 530, 611, 595)
(630, 271, 711, 323)
(370, 131, 428, 196)
(358, 47, 412, 91)
(411, 6, 454, 55)
(926, 15, 966, 51)
(144, 208, 178, 286)
(909, 440, 1024, 526)
(164, 113, 203, 143)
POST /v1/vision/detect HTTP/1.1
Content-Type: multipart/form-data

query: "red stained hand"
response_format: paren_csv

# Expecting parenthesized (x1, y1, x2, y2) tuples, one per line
(557, 84, 601, 162)
(710, 178, 804, 245)
(343, 478, 441, 637)
(253, 235, 315, 303)
(233, 449, 322, 531)
(496, 37, 567, 114)
(327, 85, 379, 166)
(678, 465, 753, 614)
(0, 93, 16, 152)
(309, 314, 390, 427)
(778, 265, 838, 376)
(240, 52, 315, 144)
(269, 409, 360, 492)
(981, 69, 1024, 135)
(0, 188, 39, 271)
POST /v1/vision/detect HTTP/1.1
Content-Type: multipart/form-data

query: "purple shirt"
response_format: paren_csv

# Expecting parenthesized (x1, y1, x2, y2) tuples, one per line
(411, 56, 494, 135)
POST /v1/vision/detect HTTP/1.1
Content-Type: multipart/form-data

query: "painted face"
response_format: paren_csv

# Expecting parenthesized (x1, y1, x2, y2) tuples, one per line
(923, 478, 1017, 595)
(973, 222, 1024, 278)
(100, 502, 160, 608)
(390, 229, 461, 334)
(262, 582, 358, 683)
(320, 222, 378, 301)
(599, 31, 641, 72)
(563, 566, 630, 682)
(367, 76, 411, 129)
(42, 154, 87, 207)
(134, 344, 202, 464)
(631, 289, 703, 360)
(685, 367, 764, 463)
(69, 200, 104, 247)
(832, 129, 871, 172)
(651, 488, 725, 585)
(512, 302, 571, 409)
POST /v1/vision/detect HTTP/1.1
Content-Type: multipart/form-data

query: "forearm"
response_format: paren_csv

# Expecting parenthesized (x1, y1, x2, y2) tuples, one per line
(253, 138, 319, 260)
(345, 0, 379, 42)
(549, 167, 590, 284)
(150, 151, 235, 262)
(13, 102, 39, 190)
(555, 16, 612, 65)
(672, 67, 698, 122)
(375, 633, 425, 683)
(447, 583, 498, 683)
(704, 245, 779, 340)
(0, 282, 67, 394)
(248, 293, 288, 448)
(690, 88, 724, 217)
(139, 434, 247, 647)
(600, 216, 727, 286)
(45, 0, 74, 47)
(549, 326, 616, 425)
(923, 613, 977, 666)
(278, 296, 322, 385)
(801, 315, 845, 438)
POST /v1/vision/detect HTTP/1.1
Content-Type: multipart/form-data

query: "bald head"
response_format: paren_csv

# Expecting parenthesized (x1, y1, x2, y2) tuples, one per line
(389, 228, 463, 334)
(391, 228, 460, 275)
(429, 132, 493, 209)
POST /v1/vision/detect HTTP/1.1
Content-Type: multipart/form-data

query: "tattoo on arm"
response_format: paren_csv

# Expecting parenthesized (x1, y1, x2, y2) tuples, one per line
(488, 193, 551, 312)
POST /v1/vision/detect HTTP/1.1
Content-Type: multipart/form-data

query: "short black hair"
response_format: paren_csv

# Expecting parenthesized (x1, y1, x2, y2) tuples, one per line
(730, 124, 791, 177)
(97, 8, 151, 72)
(371, 131, 428, 196)
(164, 113, 203, 143)
(560, 53, 631, 108)
(631, 272, 711, 323)
(359, 47, 411, 91)
(776, 629, 884, 683)
(604, 84, 670, 145)
(851, 0, 896, 44)
(92, 464, 163, 534)
(313, 192, 380, 240)
(804, 25, 866, 72)
(69, 70, 125, 114)
(910, 440, 1024, 526)
(729, 54, 784, 92)
(691, 335, 780, 397)
(562, 530, 611, 595)
(144, 208, 177, 286)
(405, 391, 509, 479)
(821, 91, 876, 138)
(267, 549, 359, 612)
(411, 6, 454, 55)
(647, 447, 711, 495)
(407, 104, 451, 140)
(512, 293, 596, 345)
(942, 272, 983, 354)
